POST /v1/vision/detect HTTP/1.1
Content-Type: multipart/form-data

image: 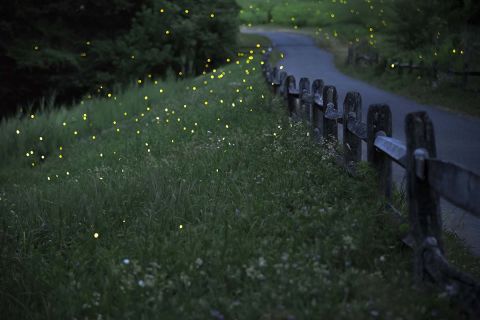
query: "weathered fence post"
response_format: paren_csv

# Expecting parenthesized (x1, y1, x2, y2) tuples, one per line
(299, 77, 311, 121)
(405, 112, 443, 283)
(398, 59, 403, 76)
(367, 104, 392, 200)
(285, 76, 301, 119)
(277, 71, 287, 96)
(274, 67, 280, 86)
(463, 63, 469, 89)
(311, 79, 324, 140)
(343, 92, 362, 167)
(419, 60, 425, 78)
(322, 86, 338, 140)
(283, 75, 295, 101)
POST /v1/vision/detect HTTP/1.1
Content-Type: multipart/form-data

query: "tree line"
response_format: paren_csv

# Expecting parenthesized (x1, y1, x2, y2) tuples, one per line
(0, 0, 239, 118)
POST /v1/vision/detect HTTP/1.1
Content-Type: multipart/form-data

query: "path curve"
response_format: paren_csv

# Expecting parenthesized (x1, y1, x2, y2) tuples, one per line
(247, 29, 480, 255)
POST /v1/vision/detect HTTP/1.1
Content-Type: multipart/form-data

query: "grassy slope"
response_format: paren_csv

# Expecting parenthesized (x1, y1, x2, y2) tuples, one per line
(238, 0, 480, 118)
(0, 39, 479, 319)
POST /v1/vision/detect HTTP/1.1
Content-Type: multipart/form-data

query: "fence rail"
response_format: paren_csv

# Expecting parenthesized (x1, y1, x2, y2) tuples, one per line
(262, 49, 480, 317)
(346, 45, 480, 90)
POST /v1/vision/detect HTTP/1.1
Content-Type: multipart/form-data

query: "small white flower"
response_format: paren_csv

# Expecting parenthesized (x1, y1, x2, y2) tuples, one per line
(258, 257, 267, 267)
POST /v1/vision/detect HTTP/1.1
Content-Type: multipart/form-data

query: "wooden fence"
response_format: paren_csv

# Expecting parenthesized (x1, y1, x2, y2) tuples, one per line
(262, 50, 480, 317)
(346, 45, 480, 90)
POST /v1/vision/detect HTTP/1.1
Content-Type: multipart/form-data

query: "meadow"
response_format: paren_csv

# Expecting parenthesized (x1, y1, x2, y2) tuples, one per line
(1, 40, 479, 318)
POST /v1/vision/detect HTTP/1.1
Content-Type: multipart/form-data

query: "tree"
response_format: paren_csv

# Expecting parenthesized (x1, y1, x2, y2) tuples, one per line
(389, 0, 480, 51)
(0, 0, 240, 118)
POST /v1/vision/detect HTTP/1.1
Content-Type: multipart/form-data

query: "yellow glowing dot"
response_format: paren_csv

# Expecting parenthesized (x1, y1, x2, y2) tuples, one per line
(225, 124, 229, 129)
(185, 9, 189, 14)
(136, 130, 140, 134)
(107, 93, 112, 98)
(93, 232, 99, 238)
(116, 128, 120, 132)
(160, 8, 164, 13)
(92, 136, 96, 140)
(331, 13, 335, 18)
(124, 112, 128, 116)
(204, 101, 208, 106)
(179, 224, 183, 229)
(137, 79, 142, 84)
(59, 154, 63, 159)
(74, 131, 78, 135)
(160, 89, 164, 93)
(192, 86, 197, 91)
(16, 129, 20, 134)
(210, 13, 215, 18)
(131, 55, 135, 59)
(30, 114, 35, 119)
(452, 49, 456, 54)
(66, 171, 70, 175)
(59, 146, 63, 150)
(100, 153, 103, 157)
(391, 64, 395, 69)
(62, 122, 67, 126)
(47, 176, 51, 181)
(165, 30, 170, 35)
(144, 96, 148, 100)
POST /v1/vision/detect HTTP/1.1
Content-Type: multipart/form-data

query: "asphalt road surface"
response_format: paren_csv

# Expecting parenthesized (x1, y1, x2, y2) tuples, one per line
(246, 29, 480, 255)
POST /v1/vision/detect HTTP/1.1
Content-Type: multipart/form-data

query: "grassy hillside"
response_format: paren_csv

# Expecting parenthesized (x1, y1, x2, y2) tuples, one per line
(0, 40, 478, 319)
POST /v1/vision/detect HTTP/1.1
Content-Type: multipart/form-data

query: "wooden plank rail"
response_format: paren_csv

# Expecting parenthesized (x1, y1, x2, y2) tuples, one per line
(263, 55, 480, 317)
(347, 44, 480, 89)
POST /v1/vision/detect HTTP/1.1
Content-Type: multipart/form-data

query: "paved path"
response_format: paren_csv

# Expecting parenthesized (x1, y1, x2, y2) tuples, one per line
(247, 29, 480, 255)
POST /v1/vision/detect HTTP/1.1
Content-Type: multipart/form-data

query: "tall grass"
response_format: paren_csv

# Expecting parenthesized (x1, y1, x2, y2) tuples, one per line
(1, 45, 478, 319)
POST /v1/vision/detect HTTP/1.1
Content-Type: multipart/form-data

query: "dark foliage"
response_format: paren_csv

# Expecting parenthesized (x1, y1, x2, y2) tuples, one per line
(0, 0, 239, 118)
(389, 0, 480, 50)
